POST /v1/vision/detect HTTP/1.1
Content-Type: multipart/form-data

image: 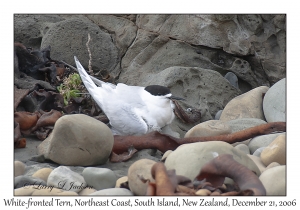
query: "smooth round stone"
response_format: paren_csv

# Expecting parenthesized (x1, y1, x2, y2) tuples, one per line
(259, 165, 286, 195)
(78, 188, 97, 195)
(261, 135, 286, 166)
(14, 176, 47, 189)
(115, 176, 128, 188)
(248, 133, 285, 154)
(37, 114, 114, 166)
(247, 155, 266, 173)
(47, 166, 86, 192)
(161, 150, 173, 162)
(164, 141, 261, 181)
(32, 168, 53, 182)
(253, 147, 266, 157)
(89, 188, 133, 195)
(235, 144, 250, 155)
(82, 167, 117, 190)
(214, 110, 223, 120)
(224, 72, 239, 89)
(14, 161, 26, 177)
(184, 120, 231, 138)
(264, 162, 281, 172)
(195, 189, 211, 196)
(128, 159, 156, 196)
(263, 78, 286, 122)
(220, 86, 269, 121)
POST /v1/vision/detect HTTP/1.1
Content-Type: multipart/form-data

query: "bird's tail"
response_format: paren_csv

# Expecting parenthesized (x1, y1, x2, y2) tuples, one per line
(74, 56, 97, 90)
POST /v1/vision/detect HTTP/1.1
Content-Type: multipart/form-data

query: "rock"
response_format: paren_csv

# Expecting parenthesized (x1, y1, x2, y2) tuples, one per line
(161, 150, 173, 162)
(86, 14, 138, 57)
(40, 17, 120, 75)
(226, 118, 267, 133)
(47, 166, 86, 193)
(128, 159, 156, 195)
(235, 144, 250, 155)
(214, 110, 223, 120)
(22, 163, 55, 176)
(259, 165, 286, 195)
(185, 120, 231, 138)
(263, 78, 286, 122)
(14, 176, 47, 189)
(261, 134, 286, 166)
(14, 14, 65, 49)
(89, 188, 133, 196)
(247, 155, 266, 173)
(82, 167, 117, 190)
(164, 141, 260, 181)
(220, 86, 269, 121)
(264, 162, 281, 171)
(253, 147, 266, 157)
(224, 72, 239, 89)
(195, 189, 211, 196)
(248, 133, 285, 154)
(32, 168, 53, 182)
(115, 176, 128, 188)
(14, 161, 26, 177)
(78, 188, 97, 195)
(37, 114, 114, 166)
(226, 118, 267, 146)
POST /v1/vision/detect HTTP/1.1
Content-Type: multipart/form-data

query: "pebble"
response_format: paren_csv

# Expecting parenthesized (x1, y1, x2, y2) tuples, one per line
(252, 147, 266, 157)
(259, 165, 286, 195)
(128, 159, 156, 195)
(247, 155, 266, 173)
(261, 134, 286, 166)
(235, 144, 250, 155)
(14, 175, 47, 189)
(14, 161, 26, 177)
(37, 114, 114, 166)
(31, 188, 78, 196)
(195, 189, 211, 196)
(263, 78, 286, 122)
(82, 167, 117, 190)
(89, 188, 134, 195)
(47, 166, 86, 192)
(164, 141, 261, 181)
(184, 120, 231, 138)
(220, 86, 269, 121)
(248, 133, 285, 154)
(115, 176, 128, 188)
(32, 168, 53, 182)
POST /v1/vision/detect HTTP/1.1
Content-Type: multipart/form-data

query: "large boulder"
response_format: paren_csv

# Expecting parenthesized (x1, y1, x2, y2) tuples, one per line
(37, 114, 114, 166)
(40, 17, 120, 74)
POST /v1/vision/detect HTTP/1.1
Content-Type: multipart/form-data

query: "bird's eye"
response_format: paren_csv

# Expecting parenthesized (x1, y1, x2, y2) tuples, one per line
(187, 108, 192, 112)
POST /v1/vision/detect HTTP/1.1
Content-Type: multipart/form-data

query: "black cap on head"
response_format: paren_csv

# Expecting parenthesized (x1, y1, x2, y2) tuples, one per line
(144, 85, 171, 96)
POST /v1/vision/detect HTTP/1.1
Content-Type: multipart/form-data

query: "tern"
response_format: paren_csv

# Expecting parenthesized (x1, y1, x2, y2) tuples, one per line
(74, 56, 184, 136)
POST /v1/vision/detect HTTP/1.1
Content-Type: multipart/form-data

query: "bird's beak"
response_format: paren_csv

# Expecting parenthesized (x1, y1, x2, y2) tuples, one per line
(168, 95, 185, 101)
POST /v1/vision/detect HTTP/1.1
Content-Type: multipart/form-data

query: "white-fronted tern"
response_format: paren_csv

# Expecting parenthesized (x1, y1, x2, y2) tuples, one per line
(74, 56, 184, 136)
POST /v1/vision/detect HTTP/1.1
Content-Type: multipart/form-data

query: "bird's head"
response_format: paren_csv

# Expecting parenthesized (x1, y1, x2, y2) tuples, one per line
(144, 85, 184, 101)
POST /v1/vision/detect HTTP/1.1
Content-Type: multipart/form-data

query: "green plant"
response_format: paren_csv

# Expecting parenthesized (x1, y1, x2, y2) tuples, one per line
(57, 73, 83, 105)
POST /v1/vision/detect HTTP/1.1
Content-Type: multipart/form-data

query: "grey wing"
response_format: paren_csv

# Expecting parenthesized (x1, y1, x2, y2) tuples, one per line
(90, 75, 116, 89)
(108, 104, 148, 136)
